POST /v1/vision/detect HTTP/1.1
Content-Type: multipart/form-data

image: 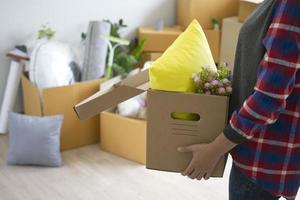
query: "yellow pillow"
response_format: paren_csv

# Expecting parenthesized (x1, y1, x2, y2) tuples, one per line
(149, 20, 216, 92)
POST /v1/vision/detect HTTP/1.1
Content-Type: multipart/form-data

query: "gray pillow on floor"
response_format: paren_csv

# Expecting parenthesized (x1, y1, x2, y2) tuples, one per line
(7, 112, 64, 167)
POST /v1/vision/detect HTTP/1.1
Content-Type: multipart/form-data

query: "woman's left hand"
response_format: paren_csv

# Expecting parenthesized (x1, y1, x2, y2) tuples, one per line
(178, 133, 237, 180)
(177, 143, 223, 180)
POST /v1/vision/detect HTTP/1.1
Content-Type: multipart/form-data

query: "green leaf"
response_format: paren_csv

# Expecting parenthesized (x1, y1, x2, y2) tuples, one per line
(101, 35, 130, 45)
(37, 24, 55, 40)
(112, 63, 128, 78)
(130, 38, 147, 59)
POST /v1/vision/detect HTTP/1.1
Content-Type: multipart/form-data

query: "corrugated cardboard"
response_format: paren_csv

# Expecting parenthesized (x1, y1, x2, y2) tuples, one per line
(21, 73, 103, 151)
(139, 26, 183, 52)
(138, 27, 219, 63)
(146, 90, 228, 176)
(177, 0, 239, 29)
(238, 0, 263, 22)
(220, 17, 243, 70)
(74, 70, 229, 176)
(100, 111, 146, 164)
(137, 52, 163, 68)
(204, 29, 221, 63)
(74, 69, 149, 120)
(142, 52, 163, 62)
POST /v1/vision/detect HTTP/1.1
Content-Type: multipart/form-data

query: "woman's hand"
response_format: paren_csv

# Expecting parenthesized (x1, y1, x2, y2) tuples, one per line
(177, 143, 223, 180)
(178, 133, 237, 180)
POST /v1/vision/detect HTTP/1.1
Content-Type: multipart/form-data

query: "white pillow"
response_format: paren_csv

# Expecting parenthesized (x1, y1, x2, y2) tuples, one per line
(29, 41, 75, 88)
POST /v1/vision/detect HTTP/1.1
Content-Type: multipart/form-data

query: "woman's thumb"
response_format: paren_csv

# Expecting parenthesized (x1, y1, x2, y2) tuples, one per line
(177, 145, 194, 153)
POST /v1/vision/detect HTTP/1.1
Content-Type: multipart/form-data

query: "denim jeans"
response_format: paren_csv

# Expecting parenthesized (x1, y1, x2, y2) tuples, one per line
(229, 163, 280, 200)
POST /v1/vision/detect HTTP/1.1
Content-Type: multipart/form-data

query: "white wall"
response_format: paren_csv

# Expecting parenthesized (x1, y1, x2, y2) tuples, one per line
(0, 0, 176, 111)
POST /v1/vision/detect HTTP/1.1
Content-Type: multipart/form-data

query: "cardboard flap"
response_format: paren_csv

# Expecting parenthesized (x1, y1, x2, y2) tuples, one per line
(74, 69, 149, 120)
(118, 69, 149, 87)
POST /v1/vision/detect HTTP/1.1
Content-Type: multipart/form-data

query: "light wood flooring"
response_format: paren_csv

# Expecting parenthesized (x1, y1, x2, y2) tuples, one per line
(0, 135, 294, 200)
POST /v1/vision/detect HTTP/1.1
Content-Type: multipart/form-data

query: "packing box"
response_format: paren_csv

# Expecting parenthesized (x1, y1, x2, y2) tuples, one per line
(138, 26, 183, 52)
(21, 73, 103, 151)
(177, 0, 239, 29)
(142, 52, 163, 62)
(139, 28, 220, 63)
(74, 69, 228, 176)
(137, 52, 163, 68)
(238, 0, 263, 22)
(220, 17, 243, 70)
(204, 29, 221, 63)
(100, 111, 146, 164)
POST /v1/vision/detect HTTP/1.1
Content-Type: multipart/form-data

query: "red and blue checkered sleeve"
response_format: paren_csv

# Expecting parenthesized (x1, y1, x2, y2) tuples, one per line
(224, 0, 300, 141)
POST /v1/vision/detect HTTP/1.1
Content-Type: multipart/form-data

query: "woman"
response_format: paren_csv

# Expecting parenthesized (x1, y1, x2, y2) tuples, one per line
(178, 0, 300, 199)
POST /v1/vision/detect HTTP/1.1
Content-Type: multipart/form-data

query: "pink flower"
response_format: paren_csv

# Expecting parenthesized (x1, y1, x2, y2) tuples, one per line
(204, 82, 210, 89)
(194, 76, 201, 84)
(226, 86, 232, 93)
(222, 78, 230, 84)
(211, 80, 219, 86)
(218, 87, 226, 94)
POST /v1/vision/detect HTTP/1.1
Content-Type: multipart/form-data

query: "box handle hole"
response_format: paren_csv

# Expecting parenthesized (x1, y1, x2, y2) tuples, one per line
(170, 112, 200, 121)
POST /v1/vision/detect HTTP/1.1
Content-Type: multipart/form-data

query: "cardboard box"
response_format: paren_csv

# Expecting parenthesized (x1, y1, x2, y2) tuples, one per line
(146, 90, 228, 174)
(238, 0, 263, 22)
(100, 111, 146, 164)
(74, 69, 228, 176)
(21, 73, 103, 151)
(139, 26, 183, 52)
(142, 52, 163, 61)
(139, 28, 219, 63)
(137, 52, 163, 68)
(204, 29, 221, 63)
(177, 0, 239, 29)
(220, 17, 243, 71)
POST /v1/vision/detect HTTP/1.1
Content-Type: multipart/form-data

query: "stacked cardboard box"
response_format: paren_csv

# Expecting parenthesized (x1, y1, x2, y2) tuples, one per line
(139, 26, 183, 52)
(138, 26, 182, 67)
(177, 0, 239, 29)
(176, 0, 240, 63)
(21, 73, 104, 151)
(220, 0, 263, 69)
(220, 17, 243, 70)
(238, 0, 263, 22)
(138, 52, 163, 68)
(138, 25, 221, 63)
(74, 69, 228, 177)
(203, 29, 221, 63)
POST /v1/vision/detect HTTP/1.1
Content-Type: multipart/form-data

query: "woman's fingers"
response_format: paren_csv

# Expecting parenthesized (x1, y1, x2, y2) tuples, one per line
(189, 169, 200, 179)
(196, 172, 205, 180)
(182, 160, 194, 176)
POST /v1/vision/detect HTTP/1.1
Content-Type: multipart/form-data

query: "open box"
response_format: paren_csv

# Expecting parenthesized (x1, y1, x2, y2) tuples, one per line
(74, 69, 228, 176)
(21, 72, 104, 151)
(100, 111, 146, 164)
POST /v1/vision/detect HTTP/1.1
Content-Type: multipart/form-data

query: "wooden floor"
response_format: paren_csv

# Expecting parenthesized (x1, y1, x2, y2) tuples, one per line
(0, 135, 294, 200)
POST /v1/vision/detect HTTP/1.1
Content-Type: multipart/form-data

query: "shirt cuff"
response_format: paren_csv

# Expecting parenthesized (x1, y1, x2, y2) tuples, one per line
(223, 124, 245, 144)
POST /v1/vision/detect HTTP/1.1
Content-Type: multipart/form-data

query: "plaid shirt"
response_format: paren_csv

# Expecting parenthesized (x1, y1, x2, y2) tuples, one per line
(228, 0, 300, 199)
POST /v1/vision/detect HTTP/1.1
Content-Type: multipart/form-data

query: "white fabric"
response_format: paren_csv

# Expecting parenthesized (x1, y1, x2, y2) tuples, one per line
(0, 61, 22, 134)
(29, 41, 75, 88)
(117, 92, 147, 119)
